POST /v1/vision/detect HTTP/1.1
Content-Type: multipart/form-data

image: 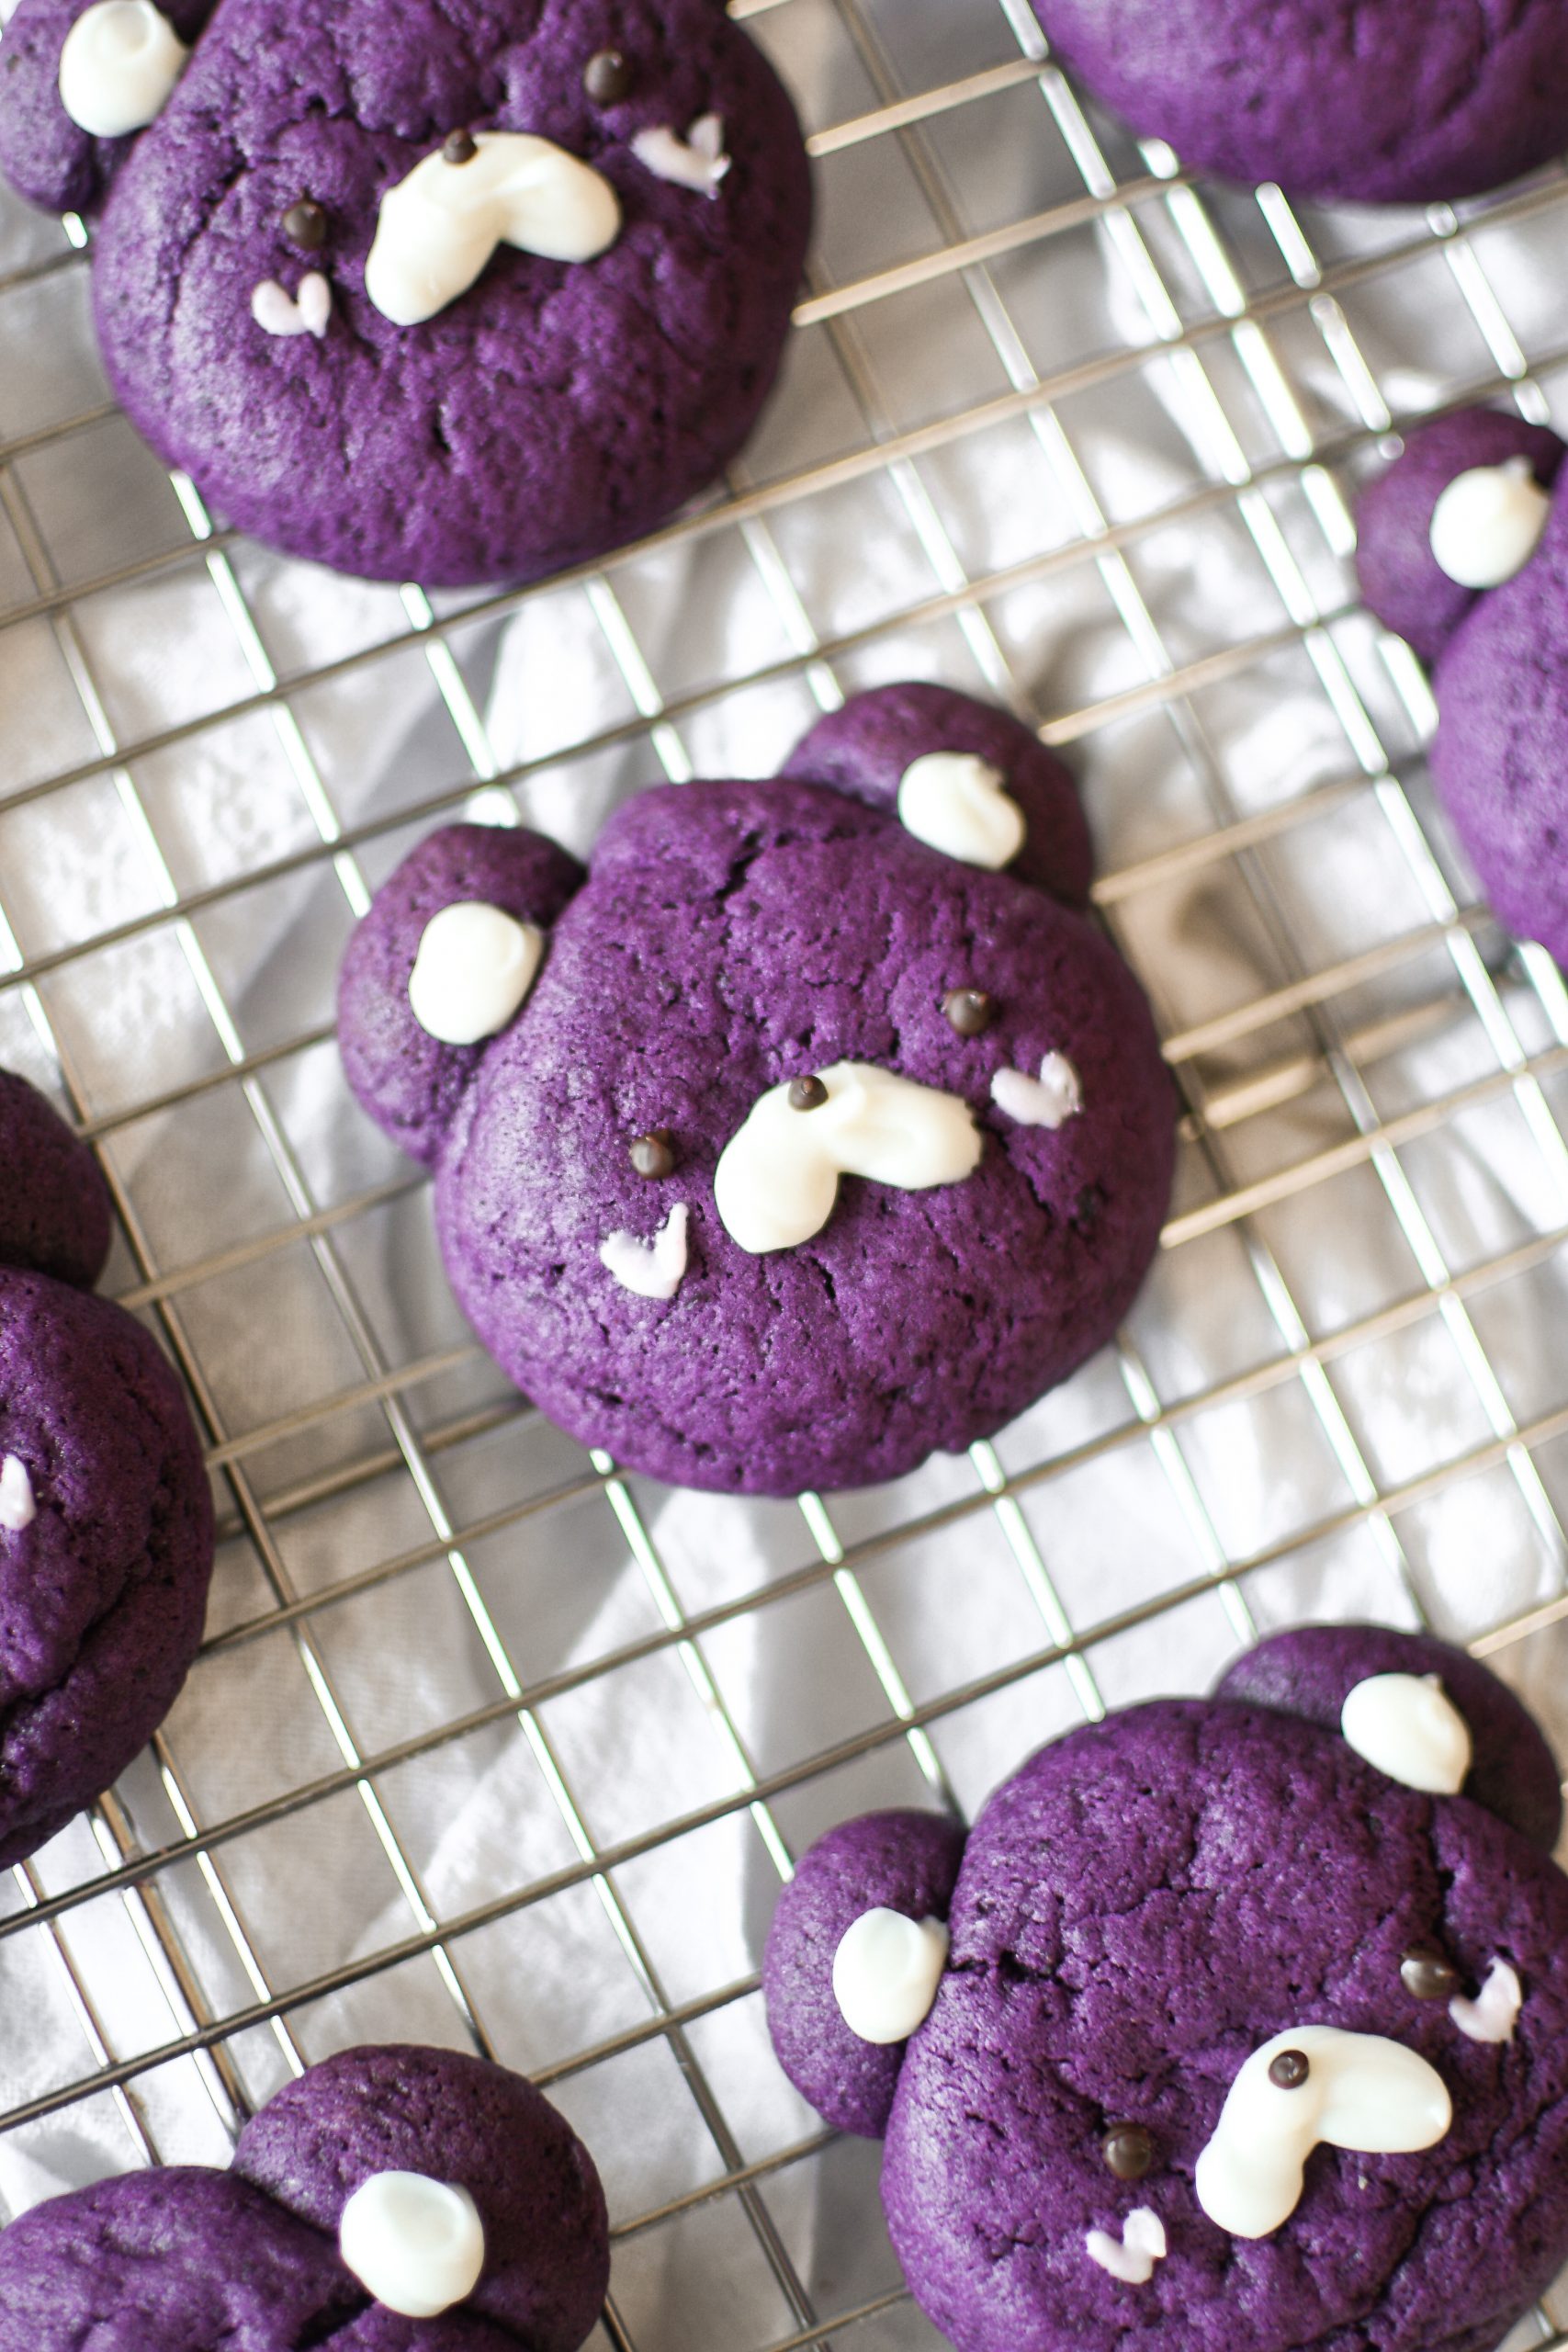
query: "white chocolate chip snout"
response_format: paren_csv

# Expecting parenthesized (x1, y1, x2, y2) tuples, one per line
(1194, 2027, 1451, 2240)
(338, 2170, 486, 2318)
(1428, 458, 1552, 590)
(714, 1063, 983, 1255)
(366, 133, 622, 327)
(832, 1907, 950, 2044)
(407, 901, 545, 1046)
(58, 0, 188, 140)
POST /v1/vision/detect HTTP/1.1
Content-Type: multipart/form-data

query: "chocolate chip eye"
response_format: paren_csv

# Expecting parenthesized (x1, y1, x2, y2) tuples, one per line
(1100, 2123, 1155, 2181)
(583, 48, 634, 104)
(788, 1075, 829, 1112)
(1269, 2050, 1310, 2089)
(443, 127, 479, 165)
(282, 199, 329, 250)
(1401, 1944, 1461, 2002)
(629, 1130, 676, 1179)
(942, 989, 996, 1037)
(1071, 1182, 1104, 1236)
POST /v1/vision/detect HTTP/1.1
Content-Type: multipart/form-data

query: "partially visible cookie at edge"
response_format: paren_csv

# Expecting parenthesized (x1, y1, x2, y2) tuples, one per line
(0, 0, 811, 585)
(0, 1069, 213, 1864)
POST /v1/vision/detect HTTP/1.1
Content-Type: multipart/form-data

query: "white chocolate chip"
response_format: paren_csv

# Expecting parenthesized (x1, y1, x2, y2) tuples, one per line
(0, 1456, 36, 1534)
(897, 752, 1025, 869)
(831, 1907, 949, 2044)
(58, 0, 187, 140)
(1339, 1673, 1472, 1794)
(1428, 458, 1551, 590)
(338, 2171, 485, 2319)
(407, 901, 544, 1046)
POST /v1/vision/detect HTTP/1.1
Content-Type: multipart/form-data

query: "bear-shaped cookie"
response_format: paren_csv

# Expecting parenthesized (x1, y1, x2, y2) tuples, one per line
(0, 2041, 609, 2350)
(0, 0, 810, 584)
(337, 683, 1176, 1496)
(0, 1067, 213, 1866)
(1030, 1, 1568, 206)
(1355, 407, 1568, 965)
(763, 1621, 1568, 2352)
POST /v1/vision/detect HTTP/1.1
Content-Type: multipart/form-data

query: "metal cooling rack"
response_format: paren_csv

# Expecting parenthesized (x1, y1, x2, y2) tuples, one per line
(3, 0, 1568, 2344)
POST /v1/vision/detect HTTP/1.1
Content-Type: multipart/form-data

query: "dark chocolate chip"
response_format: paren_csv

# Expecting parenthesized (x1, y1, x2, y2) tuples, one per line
(942, 988, 996, 1037)
(789, 1075, 829, 1112)
(629, 1130, 676, 1180)
(443, 128, 479, 165)
(1269, 2050, 1310, 2089)
(1100, 2123, 1155, 2181)
(1071, 1182, 1104, 1236)
(282, 199, 329, 250)
(1401, 1944, 1461, 2002)
(583, 47, 634, 104)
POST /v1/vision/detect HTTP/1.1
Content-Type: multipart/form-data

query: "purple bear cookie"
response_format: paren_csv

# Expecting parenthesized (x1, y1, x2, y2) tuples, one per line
(764, 1622, 1568, 2352)
(1032, 1, 1568, 206)
(0, 0, 809, 585)
(0, 2041, 610, 2350)
(0, 1069, 213, 1866)
(338, 684, 1175, 1496)
(1355, 407, 1568, 965)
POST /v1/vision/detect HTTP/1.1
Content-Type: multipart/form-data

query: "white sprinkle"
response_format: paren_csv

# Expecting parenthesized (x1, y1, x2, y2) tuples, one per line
(990, 1052, 1083, 1130)
(599, 1204, 689, 1300)
(1086, 2208, 1166, 2284)
(0, 1455, 36, 1533)
(1450, 1958, 1522, 2045)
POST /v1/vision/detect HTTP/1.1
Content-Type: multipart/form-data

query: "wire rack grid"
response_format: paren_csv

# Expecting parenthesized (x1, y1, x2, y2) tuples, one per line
(3, 0, 1568, 2345)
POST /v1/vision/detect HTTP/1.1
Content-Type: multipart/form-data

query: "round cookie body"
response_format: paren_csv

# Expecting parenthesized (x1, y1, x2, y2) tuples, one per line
(430, 779, 1175, 1495)
(233, 2044, 611, 2352)
(69, 0, 811, 583)
(0, 1269, 214, 1865)
(1032, 0, 1568, 205)
(0, 1069, 112, 1288)
(881, 1701, 1568, 2352)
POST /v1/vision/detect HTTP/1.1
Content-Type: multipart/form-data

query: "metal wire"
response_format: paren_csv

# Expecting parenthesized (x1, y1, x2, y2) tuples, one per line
(2, 0, 1568, 2344)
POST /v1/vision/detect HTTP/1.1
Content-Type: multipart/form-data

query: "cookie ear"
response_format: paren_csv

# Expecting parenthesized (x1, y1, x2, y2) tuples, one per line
(0, 1068, 111, 1287)
(0, 0, 216, 215)
(763, 1810, 965, 2139)
(782, 684, 1094, 908)
(231, 2044, 608, 2346)
(338, 822, 583, 1167)
(1216, 1623, 1563, 1851)
(1355, 410, 1565, 667)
